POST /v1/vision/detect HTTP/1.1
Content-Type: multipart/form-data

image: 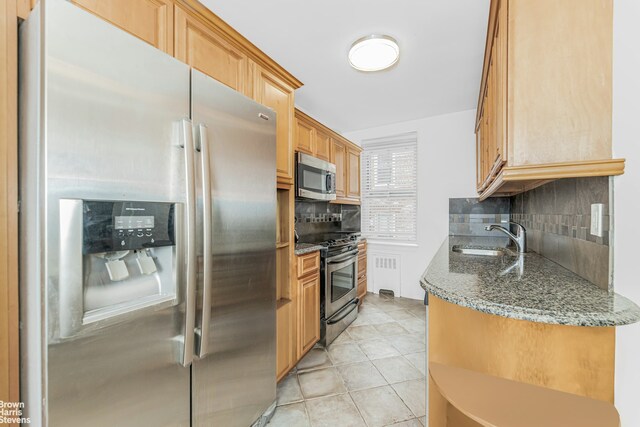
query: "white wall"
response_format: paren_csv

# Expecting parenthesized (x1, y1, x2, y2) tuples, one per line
(613, 0, 640, 424)
(344, 109, 477, 300)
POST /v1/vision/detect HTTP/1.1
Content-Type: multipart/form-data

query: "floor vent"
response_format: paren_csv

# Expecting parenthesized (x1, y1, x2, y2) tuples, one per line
(371, 253, 401, 296)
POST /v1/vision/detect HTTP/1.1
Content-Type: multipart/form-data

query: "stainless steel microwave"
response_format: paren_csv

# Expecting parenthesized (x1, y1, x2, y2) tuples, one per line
(296, 153, 337, 201)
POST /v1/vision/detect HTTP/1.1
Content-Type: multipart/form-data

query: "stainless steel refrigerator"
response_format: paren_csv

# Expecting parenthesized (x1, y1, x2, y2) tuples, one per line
(19, 1, 277, 426)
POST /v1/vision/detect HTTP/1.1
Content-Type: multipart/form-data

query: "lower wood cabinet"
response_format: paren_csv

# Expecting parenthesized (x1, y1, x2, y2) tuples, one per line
(298, 272, 320, 356)
(357, 240, 367, 303)
(276, 300, 294, 381)
(278, 250, 321, 382)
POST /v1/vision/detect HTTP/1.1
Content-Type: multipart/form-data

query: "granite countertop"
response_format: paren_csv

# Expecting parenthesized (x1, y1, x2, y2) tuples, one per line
(420, 236, 640, 327)
(294, 243, 325, 256)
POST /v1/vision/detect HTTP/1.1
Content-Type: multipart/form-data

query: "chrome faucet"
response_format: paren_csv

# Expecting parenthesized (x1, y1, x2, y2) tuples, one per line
(485, 221, 527, 253)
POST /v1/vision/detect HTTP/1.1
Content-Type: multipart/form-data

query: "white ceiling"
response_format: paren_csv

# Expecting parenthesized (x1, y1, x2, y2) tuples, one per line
(203, 0, 490, 133)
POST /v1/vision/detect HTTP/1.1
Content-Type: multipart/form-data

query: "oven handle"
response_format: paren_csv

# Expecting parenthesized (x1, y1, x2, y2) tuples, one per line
(327, 298, 359, 325)
(327, 249, 359, 265)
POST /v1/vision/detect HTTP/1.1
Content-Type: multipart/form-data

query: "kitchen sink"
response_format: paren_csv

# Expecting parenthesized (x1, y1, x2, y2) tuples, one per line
(452, 245, 506, 257)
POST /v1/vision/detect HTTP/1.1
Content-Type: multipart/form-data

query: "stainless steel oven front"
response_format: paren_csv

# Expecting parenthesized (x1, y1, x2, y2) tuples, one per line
(325, 248, 359, 319)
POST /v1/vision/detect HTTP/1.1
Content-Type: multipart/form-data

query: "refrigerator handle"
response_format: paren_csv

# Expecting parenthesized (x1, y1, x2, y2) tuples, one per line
(196, 124, 213, 358)
(179, 118, 197, 367)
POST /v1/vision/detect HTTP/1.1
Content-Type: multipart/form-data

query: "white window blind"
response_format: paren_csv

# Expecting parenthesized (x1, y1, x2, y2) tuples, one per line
(361, 132, 418, 241)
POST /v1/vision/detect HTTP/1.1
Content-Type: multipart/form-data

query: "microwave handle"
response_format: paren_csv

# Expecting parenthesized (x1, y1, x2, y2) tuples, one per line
(326, 174, 333, 193)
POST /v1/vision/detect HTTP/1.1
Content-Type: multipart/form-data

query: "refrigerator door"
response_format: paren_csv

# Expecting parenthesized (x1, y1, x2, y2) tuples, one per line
(19, 1, 193, 426)
(191, 69, 277, 427)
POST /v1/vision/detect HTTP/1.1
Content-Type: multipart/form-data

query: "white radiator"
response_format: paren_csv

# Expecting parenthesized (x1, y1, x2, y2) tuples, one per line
(370, 253, 401, 296)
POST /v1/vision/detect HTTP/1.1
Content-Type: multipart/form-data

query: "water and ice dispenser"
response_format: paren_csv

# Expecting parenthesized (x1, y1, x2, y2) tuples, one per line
(58, 199, 182, 338)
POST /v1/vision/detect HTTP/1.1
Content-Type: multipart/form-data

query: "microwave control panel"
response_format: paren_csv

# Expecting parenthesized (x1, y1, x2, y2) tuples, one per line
(82, 201, 175, 254)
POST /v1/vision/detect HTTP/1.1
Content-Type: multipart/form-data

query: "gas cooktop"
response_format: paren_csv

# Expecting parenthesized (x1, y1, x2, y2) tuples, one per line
(297, 232, 361, 247)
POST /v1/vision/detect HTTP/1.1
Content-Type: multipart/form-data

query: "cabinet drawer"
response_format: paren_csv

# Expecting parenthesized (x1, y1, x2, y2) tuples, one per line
(297, 251, 320, 278)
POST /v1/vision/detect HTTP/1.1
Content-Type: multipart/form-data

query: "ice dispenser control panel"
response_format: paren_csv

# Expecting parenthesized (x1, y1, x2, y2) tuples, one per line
(82, 201, 175, 254)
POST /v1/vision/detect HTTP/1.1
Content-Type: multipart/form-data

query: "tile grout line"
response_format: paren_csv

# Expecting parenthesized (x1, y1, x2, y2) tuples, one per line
(271, 294, 426, 426)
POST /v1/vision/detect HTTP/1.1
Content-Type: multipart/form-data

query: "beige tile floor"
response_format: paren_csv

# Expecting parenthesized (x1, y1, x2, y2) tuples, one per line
(269, 292, 427, 427)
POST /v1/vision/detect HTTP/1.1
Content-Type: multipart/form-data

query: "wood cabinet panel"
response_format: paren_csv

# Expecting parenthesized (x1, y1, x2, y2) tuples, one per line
(71, 0, 174, 54)
(509, 0, 612, 166)
(1, 0, 20, 406)
(299, 273, 320, 355)
(295, 117, 314, 155)
(357, 241, 367, 302)
(347, 147, 361, 199)
(315, 129, 331, 161)
(358, 255, 366, 278)
(276, 301, 294, 381)
(331, 139, 347, 199)
(174, 5, 249, 95)
(428, 295, 614, 426)
(253, 65, 294, 185)
(475, 0, 623, 200)
(357, 276, 367, 302)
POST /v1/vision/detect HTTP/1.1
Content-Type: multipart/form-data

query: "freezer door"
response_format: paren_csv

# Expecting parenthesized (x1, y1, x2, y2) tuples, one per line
(19, 1, 193, 426)
(191, 69, 277, 427)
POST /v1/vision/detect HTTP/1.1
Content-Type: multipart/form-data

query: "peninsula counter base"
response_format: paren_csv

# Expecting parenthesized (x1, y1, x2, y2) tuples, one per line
(428, 295, 615, 426)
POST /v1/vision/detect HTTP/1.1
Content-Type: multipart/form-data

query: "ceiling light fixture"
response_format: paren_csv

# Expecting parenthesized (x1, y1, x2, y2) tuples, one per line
(348, 35, 400, 72)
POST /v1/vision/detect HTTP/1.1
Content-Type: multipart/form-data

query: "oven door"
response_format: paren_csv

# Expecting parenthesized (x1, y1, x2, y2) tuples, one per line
(296, 153, 336, 201)
(325, 250, 358, 318)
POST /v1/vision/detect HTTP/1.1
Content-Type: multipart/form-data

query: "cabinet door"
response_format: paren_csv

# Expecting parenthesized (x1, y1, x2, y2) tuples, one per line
(174, 6, 249, 96)
(276, 302, 294, 381)
(295, 118, 314, 155)
(347, 147, 361, 200)
(70, 0, 174, 54)
(331, 139, 347, 199)
(315, 130, 331, 161)
(299, 274, 320, 355)
(357, 275, 367, 301)
(254, 65, 295, 185)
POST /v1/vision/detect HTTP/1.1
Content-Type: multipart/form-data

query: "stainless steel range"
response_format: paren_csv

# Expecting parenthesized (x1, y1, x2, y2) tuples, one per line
(298, 232, 361, 346)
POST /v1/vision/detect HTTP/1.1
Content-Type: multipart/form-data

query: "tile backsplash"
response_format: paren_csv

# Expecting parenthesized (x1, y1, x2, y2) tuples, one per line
(295, 201, 361, 236)
(510, 177, 611, 290)
(449, 197, 510, 237)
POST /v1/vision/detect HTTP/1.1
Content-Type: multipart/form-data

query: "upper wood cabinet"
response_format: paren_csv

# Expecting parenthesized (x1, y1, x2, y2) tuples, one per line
(70, 0, 174, 54)
(475, 0, 624, 200)
(347, 147, 361, 200)
(294, 109, 331, 161)
(315, 129, 331, 162)
(294, 109, 362, 204)
(174, 5, 250, 96)
(295, 117, 315, 155)
(253, 63, 295, 185)
(332, 137, 361, 205)
(331, 138, 347, 200)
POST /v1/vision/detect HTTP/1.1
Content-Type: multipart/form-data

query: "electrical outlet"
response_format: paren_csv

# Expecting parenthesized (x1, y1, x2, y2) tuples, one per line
(591, 203, 605, 237)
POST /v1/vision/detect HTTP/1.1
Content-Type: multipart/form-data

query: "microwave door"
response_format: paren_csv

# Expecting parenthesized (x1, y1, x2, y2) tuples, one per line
(297, 163, 336, 201)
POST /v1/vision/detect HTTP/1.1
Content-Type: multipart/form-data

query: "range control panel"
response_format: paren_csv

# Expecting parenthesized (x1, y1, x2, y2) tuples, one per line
(82, 201, 175, 254)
